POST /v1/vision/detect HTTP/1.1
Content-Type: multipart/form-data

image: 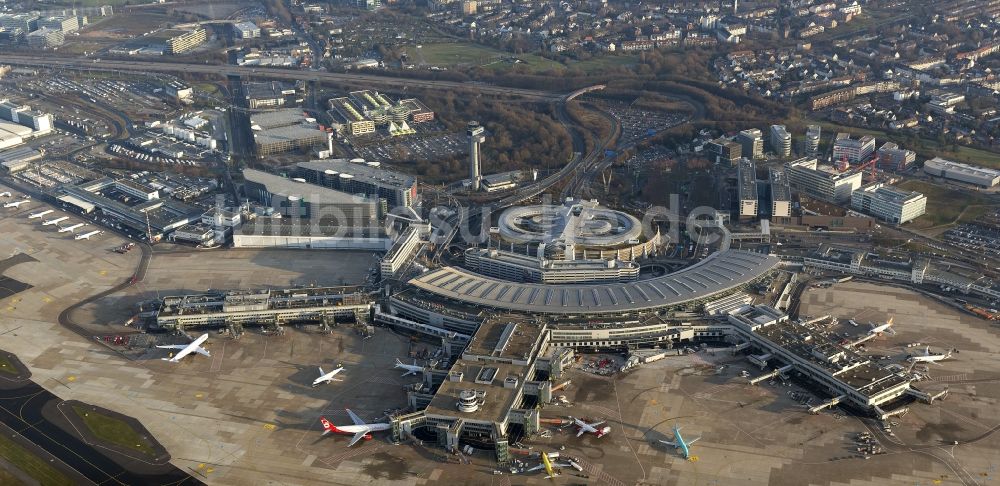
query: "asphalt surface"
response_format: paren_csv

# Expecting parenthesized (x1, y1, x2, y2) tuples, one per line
(0, 379, 199, 485)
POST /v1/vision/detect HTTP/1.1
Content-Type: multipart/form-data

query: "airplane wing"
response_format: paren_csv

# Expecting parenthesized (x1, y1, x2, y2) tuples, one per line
(588, 421, 605, 428)
(194, 347, 210, 357)
(687, 437, 700, 445)
(659, 440, 677, 447)
(525, 464, 545, 473)
(346, 409, 366, 426)
(576, 427, 586, 438)
(347, 428, 369, 447)
(156, 344, 189, 350)
(169, 345, 197, 362)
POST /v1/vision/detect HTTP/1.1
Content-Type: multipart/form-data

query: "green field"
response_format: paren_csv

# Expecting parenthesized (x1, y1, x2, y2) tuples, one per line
(0, 433, 73, 486)
(413, 42, 638, 74)
(73, 405, 157, 457)
(896, 179, 992, 229)
(417, 43, 504, 66)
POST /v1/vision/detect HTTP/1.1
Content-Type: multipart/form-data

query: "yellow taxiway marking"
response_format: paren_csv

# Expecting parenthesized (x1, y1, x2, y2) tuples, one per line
(66, 376, 76, 382)
(99, 270, 107, 276)
(198, 463, 206, 470)
(195, 393, 203, 399)
(264, 424, 276, 430)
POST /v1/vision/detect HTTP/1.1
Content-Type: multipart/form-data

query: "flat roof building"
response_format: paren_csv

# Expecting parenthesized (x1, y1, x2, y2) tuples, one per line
(296, 159, 418, 209)
(242, 168, 380, 225)
(737, 129, 764, 159)
(727, 305, 914, 411)
(737, 158, 758, 219)
(784, 157, 862, 203)
(851, 182, 926, 224)
(832, 134, 876, 164)
(769, 168, 791, 219)
(877, 142, 915, 171)
(26, 27, 64, 48)
(924, 157, 1000, 188)
(158, 28, 206, 54)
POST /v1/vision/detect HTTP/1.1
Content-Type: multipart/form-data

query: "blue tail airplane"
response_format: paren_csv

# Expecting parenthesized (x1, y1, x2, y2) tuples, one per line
(659, 425, 700, 459)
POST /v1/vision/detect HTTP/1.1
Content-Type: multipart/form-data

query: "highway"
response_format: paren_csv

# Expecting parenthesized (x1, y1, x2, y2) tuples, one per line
(0, 55, 565, 101)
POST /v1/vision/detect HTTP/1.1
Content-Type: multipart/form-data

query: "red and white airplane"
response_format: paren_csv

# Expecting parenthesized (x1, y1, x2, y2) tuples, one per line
(572, 417, 611, 438)
(320, 409, 391, 447)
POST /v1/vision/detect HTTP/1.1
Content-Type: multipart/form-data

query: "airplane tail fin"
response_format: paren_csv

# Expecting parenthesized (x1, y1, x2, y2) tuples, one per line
(318, 367, 324, 376)
(320, 417, 334, 435)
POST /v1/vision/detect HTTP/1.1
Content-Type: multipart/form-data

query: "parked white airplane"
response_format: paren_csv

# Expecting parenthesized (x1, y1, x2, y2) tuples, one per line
(394, 358, 423, 377)
(312, 365, 345, 387)
(75, 230, 102, 240)
(42, 216, 69, 226)
(908, 346, 953, 365)
(157, 334, 210, 363)
(0, 191, 10, 197)
(4, 200, 29, 208)
(58, 223, 86, 233)
(28, 209, 53, 219)
(868, 317, 895, 336)
(572, 417, 611, 438)
(319, 409, 391, 446)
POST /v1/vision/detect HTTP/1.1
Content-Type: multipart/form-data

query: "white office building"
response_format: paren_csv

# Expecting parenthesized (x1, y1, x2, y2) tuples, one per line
(769, 125, 791, 158)
(924, 157, 1000, 188)
(850, 182, 926, 224)
(832, 134, 876, 163)
(784, 157, 862, 203)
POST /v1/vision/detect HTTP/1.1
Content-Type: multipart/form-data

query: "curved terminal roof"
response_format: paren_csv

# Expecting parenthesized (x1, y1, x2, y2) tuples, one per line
(407, 250, 780, 314)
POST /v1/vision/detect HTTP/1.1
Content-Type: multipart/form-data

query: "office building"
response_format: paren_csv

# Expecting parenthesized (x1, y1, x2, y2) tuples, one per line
(805, 125, 821, 155)
(736, 129, 764, 159)
(769, 125, 791, 158)
(769, 168, 791, 220)
(233, 21, 260, 39)
(850, 182, 926, 224)
(296, 159, 418, 209)
(737, 158, 758, 220)
(38, 15, 79, 33)
(154, 28, 206, 54)
(381, 227, 423, 276)
(706, 138, 742, 165)
(784, 157, 862, 203)
(329, 97, 375, 136)
(876, 142, 915, 171)
(0, 14, 38, 34)
(26, 27, 64, 48)
(0, 100, 53, 135)
(245, 81, 295, 109)
(832, 133, 876, 164)
(397, 99, 435, 123)
(468, 121, 485, 190)
(924, 157, 1000, 187)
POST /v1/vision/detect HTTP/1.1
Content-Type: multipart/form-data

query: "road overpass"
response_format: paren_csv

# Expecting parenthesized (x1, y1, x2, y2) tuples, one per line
(0, 55, 564, 101)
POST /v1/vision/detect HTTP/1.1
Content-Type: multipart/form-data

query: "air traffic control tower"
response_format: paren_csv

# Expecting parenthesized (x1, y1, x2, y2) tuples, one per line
(468, 121, 485, 190)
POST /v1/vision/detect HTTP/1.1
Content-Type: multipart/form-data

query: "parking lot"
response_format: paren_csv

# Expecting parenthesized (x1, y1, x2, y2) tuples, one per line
(605, 102, 689, 145)
(351, 126, 466, 164)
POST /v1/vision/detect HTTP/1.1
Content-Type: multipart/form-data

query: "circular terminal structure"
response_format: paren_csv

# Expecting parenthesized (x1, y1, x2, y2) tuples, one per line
(497, 199, 645, 249)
